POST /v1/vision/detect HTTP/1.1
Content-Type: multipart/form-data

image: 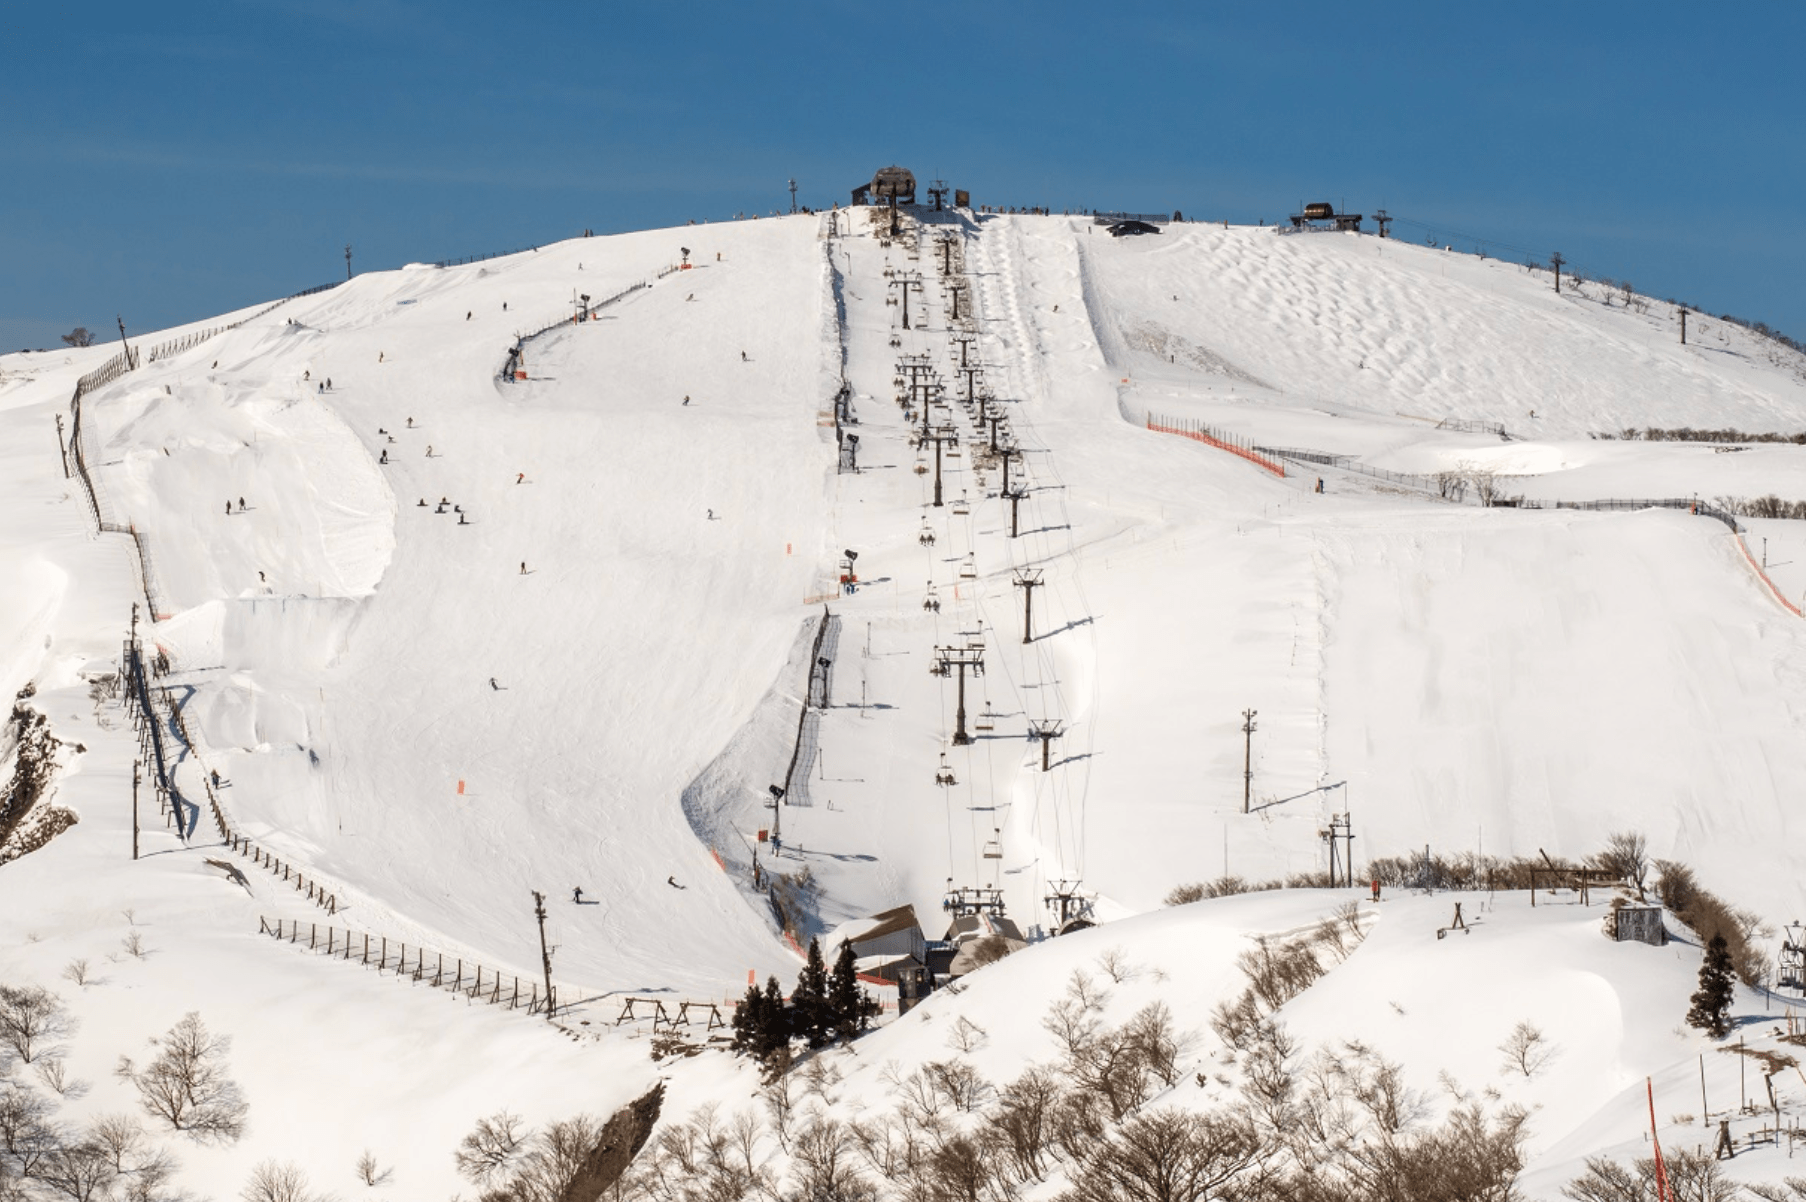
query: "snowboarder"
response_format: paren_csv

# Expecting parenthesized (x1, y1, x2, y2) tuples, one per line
(407, 417, 414, 428)
(502, 302, 507, 311)
(425, 445, 433, 457)
(326, 378, 332, 389)
(225, 500, 231, 515)
(520, 562, 528, 575)
(667, 876, 683, 889)
(706, 508, 715, 520)
(516, 472, 525, 484)
(682, 395, 690, 405)
(379, 449, 388, 464)
(304, 370, 310, 381)
(458, 512, 468, 525)
(418, 498, 428, 507)
(740, 350, 747, 361)
(489, 677, 499, 690)
(378, 352, 384, 363)
(238, 497, 246, 512)
(466, 311, 471, 321)
(258, 571, 265, 583)
(572, 886, 583, 903)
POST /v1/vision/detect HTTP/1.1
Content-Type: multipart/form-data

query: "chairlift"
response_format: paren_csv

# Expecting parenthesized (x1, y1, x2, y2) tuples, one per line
(960, 553, 977, 580)
(952, 495, 970, 517)
(982, 829, 1003, 860)
(918, 520, 937, 547)
(922, 584, 941, 613)
(935, 753, 957, 787)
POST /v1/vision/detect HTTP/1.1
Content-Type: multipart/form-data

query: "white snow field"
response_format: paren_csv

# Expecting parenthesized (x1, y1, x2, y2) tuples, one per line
(6, 207, 1806, 1197)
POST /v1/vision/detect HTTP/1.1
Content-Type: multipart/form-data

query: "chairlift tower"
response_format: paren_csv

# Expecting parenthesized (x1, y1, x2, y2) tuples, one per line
(935, 644, 986, 745)
(788, 178, 798, 215)
(1320, 811, 1355, 887)
(960, 364, 984, 403)
(1373, 209, 1393, 239)
(1029, 717, 1063, 771)
(936, 232, 960, 274)
(1781, 922, 1806, 996)
(951, 334, 976, 367)
(925, 425, 959, 507)
(1044, 880, 1094, 934)
(889, 270, 924, 329)
(929, 178, 950, 212)
(1013, 568, 1044, 643)
(1004, 483, 1026, 538)
(943, 883, 1006, 918)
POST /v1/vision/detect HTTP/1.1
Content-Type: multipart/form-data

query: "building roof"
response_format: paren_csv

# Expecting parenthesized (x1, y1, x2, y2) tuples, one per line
(851, 904, 922, 945)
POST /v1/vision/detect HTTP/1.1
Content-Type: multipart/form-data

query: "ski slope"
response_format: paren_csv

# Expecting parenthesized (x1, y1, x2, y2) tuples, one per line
(6, 206, 1806, 1197)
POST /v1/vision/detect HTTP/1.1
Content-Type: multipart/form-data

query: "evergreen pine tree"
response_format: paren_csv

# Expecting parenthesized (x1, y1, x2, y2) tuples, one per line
(759, 975, 789, 1060)
(828, 939, 880, 1042)
(793, 937, 832, 1047)
(1686, 933, 1735, 1038)
(730, 982, 766, 1058)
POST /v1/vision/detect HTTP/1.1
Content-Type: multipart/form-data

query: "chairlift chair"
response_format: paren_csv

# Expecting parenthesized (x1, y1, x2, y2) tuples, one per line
(982, 829, 1003, 860)
(936, 753, 957, 787)
(922, 584, 941, 613)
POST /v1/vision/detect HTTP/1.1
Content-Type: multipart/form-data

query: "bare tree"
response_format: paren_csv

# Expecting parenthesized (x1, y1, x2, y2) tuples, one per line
(39, 1140, 120, 1202)
(948, 1015, 988, 1054)
(60, 329, 95, 349)
(35, 1056, 85, 1099)
(1098, 947, 1137, 984)
(455, 1111, 524, 1185)
(0, 985, 75, 1064)
(354, 1149, 389, 1187)
(60, 962, 90, 989)
(89, 1114, 145, 1172)
(789, 1117, 875, 1202)
(131, 1012, 247, 1141)
(0, 1084, 63, 1180)
(1065, 1108, 1266, 1202)
(241, 1159, 320, 1202)
(1596, 831, 1649, 900)
(122, 932, 146, 960)
(1499, 1021, 1556, 1078)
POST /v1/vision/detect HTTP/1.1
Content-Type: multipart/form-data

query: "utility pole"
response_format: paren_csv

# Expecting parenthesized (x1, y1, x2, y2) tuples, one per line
(116, 316, 136, 370)
(531, 891, 555, 1021)
(767, 784, 785, 850)
(345, 244, 354, 281)
(934, 645, 986, 745)
(1322, 812, 1355, 887)
(1679, 307, 1689, 346)
(132, 760, 140, 861)
(1550, 251, 1564, 295)
(1030, 718, 1063, 771)
(1014, 569, 1044, 643)
(1241, 708, 1258, 814)
(926, 425, 958, 507)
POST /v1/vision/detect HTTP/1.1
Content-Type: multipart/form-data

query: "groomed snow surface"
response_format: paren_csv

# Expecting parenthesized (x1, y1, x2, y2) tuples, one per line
(4, 210, 1806, 1197)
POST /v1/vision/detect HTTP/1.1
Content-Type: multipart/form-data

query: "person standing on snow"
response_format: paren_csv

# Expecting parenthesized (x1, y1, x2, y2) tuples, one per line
(573, 886, 584, 903)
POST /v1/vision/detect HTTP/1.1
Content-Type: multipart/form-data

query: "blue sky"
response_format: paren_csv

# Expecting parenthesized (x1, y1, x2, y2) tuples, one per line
(5, 1, 1801, 351)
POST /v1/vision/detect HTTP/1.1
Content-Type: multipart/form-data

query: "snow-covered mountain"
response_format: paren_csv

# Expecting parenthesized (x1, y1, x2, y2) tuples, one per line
(5, 206, 1806, 1199)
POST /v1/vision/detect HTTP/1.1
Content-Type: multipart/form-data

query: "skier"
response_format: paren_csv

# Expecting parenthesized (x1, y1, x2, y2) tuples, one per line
(379, 449, 388, 464)
(258, 571, 265, 583)
(425, 445, 433, 457)
(573, 886, 583, 903)
(740, 350, 747, 361)
(520, 562, 528, 575)
(516, 472, 525, 484)
(211, 770, 221, 788)
(378, 352, 384, 363)
(667, 876, 683, 889)
(458, 512, 468, 525)
(318, 383, 324, 393)
(238, 497, 246, 512)
(418, 498, 428, 507)
(489, 677, 499, 690)
(706, 508, 715, 520)
(304, 370, 310, 381)
(466, 311, 472, 321)
(682, 395, 690, 405)
(326, 378, 332, 389)
(407, 417, 414, 428)
(225, 500, 231, 515)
